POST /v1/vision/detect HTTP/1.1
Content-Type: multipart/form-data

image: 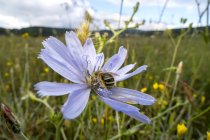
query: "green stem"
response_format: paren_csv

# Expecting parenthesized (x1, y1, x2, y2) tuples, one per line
(20, 131, 29, 140)
(109, 101, 189, 140)
(167, 105, 187, 133)
(166, 74, 180, 119)
(73, 124, 81, 140)
(165, 34, 184, 85)
(151, 101, 188, 121)
(189, 105, 210, 122)
(115, 111, 121, 140)
(105, 28, 126, 46)
(55, 125, 61, 140)
(61, 127, 67, 140)
(29, 92, 54, 114)
(55, 118, 64, 140)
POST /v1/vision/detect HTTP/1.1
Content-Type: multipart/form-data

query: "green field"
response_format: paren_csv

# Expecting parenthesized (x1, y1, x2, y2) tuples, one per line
(0, 31, 210, 140)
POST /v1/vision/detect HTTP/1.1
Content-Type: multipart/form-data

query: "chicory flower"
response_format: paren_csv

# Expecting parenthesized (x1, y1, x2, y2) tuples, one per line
(34, 31, 155, 123)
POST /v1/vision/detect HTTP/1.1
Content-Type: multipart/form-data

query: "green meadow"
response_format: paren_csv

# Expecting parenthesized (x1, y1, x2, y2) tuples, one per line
(0, 30, 210, 140)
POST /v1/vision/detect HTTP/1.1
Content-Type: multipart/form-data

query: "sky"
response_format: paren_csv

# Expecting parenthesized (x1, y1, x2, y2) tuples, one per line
(0, 0, 209, 30)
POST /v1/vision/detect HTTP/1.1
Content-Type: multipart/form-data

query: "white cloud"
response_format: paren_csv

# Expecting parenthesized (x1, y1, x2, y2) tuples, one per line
(0, 15, 29, 28)
(105, 0, 138, 7)
(139, 22, 168, 31)
(105, 0, 207, 9)
(0, 0, 90, 29)
(104, 0, 208, 20)
(0, 0, 207, 30)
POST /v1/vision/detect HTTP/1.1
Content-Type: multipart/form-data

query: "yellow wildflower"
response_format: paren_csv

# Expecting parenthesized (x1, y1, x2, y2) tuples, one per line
(140, 87, 147, 93)
(193, 93, 197, 99)
(201, 96, 206, 104)
(5, 84, 10, 91)
(148, 75, 153, 80)
(44, 67, 49, 73)
(100, 118, 104, 125)
(108, 116, 113, 122)
(157, 99, 168, 109)
(158, 84, 165, 91)
(6, 61, 12, 67)
(92, 117, 97, 123)
(153, 82, 158, 90)
(4, 72, 9, 77)
(207, 131, 210, 140)
(21, 33, 29, 39)
(177, 123, 187, 135)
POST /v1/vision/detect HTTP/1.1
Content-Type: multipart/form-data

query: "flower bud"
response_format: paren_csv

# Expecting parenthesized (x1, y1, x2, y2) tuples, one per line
(1, 103, 21, 134)
(176, 61, 183, 75)
(133, 2, 139, 14)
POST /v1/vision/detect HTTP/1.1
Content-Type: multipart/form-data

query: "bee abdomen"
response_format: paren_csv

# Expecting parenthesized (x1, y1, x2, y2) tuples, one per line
(102, 73, 115, 88)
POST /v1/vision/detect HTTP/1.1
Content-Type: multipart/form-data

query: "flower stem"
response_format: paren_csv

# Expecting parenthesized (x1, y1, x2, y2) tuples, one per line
(189, 105, 210, 122)
(165, 34, 183, 85)
(29, 92, 54, 114)
(55, 118, 64, 140)
(115, 111, 121, 140)
(109, 101, 189, 140)
(20, 131, 29, 140)
(55, 125, 61, 140)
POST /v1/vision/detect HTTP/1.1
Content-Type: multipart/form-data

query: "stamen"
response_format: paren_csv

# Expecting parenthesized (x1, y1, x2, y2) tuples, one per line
(94, 55, 102, 72)
(98, 55, 103, 70)
(82, 54, 92, 75)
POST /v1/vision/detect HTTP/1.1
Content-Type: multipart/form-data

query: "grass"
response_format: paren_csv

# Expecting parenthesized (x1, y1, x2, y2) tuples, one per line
(0, 32, 209, 140)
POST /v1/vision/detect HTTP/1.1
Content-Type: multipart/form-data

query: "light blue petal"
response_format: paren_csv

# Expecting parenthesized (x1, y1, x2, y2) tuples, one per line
(34, 81, 88, 97)
(65, 31, 83, 53)
(61, 88, 91, 119)
(125, 110, 151, 124)
(65, 32, 96, 75)
(115, 63, 136, 75)
(65, 31, 88, 73)
(42, 37, 86, 82)
(66, 46, 86, 74)
(115, 65, 148, 82)
(39, 50, 85, 83)
(43, 37, 83, 75)
(110, 87, 156, 105)
(102, 46, 127, 72)
(99, 96, 151, 123)
(83, 38, 97, 74)
(93, 53, 104, 72)
(83, 38, 96, 59)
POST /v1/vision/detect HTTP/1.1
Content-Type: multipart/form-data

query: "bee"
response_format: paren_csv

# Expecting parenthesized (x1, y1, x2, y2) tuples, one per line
(90, 71, 116, 90)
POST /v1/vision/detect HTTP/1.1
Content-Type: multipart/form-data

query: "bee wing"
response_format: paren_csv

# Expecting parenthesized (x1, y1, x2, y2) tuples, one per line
(110, 72, 119, 76)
